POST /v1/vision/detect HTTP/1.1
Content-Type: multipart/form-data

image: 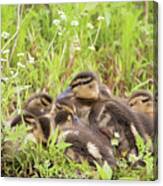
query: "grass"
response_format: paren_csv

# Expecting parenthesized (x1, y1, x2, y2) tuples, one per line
(1, 1, 157, 180)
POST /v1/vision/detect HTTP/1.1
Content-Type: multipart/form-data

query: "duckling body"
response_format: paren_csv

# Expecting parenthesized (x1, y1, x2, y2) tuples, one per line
(60, 124, 116, 167)
(56, 71, 111, 126)
(9, 110, 55, 144)
(54, 99, 116, 167)
(9, 92, 54, 143)
(128, 90, 155, 139)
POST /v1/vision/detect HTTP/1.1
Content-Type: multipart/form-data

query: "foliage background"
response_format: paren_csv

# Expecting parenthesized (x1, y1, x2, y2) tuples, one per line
(1, 1, 157, 180)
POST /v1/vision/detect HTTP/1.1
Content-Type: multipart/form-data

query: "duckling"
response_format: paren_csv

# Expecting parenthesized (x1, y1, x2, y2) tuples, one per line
(9, 110, 55, 144)
(24, 92, 53, 116)
(54, 98, 116, 167)
(9, 92, 53, 128)
(127, 90, 156, 142)
(55, 97, 81, 129)
(128, 90, 154, 118)
(89, 97, 156, 156)
(56, 71, 112, 126)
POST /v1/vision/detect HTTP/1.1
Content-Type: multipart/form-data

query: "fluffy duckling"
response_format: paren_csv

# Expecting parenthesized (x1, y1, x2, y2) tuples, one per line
(89, 97, 156, 156)
(56, 72, 140, 156)
(54, 98, 116, 167)
(56, 71, 112, 126)
(24, 92, 53, 116)
(127, 90, 156, 142)
(9, 92, 53, 130)
(9, 110, 55, 144)
(128, 90, 154, 118)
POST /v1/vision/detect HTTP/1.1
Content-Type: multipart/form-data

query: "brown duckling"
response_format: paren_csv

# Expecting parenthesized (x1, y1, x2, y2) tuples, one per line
(54, 98, 116, 167)
(127, 90, 156, 143)
(56, 71, 112, 126)
(9, 92, 53, 129)
(128, 90, 154, 118)
(24, 92, 53, 116)
(9, 110, 55, 144)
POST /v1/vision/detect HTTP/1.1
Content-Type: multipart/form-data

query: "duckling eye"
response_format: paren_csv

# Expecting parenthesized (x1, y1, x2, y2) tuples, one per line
(142, 98, 150, 103)
(129, 102, 134, 107)
(89, 84, 93, 89)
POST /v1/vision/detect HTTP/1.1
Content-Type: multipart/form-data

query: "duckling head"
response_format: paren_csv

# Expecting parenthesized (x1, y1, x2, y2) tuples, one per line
(10, 111, 53, 144)
(24, 93, 53, 116)
(70, 71, 100, 100)
(55, 98, 81, 128)
(128, 90, 154, 118)
(56, 71, 111, 102)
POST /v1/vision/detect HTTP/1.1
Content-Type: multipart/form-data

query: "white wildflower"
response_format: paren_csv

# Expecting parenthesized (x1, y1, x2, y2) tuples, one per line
(97, 16, 105, 21)
(58, 10, 65, 15)
(17, 52, 25, 57)
(114, 132, 120, 138)
(60, 14, 67, 21)
(87, 23, 94, 30)
(52, 19, 60, 26)
(17, 62, 26, 68)
(0, 58, 7, 62)
(71, 20, 79, 27)
(11, 71, 18, 78)
(29, 57, 35, 64)
(10, 70, 14, 75)
(1, 31, 10, 39)
(2, 49, 10, 54)
(1, 77, 9, 82)
(28, 53, 35, 64)
(88, 45, 95, 51)
(58, 32, 63, 36)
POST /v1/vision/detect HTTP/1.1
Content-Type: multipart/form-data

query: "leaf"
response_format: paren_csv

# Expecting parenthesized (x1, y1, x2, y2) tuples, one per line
(95, 161, 113, 180)
(48, 127, 59, 147)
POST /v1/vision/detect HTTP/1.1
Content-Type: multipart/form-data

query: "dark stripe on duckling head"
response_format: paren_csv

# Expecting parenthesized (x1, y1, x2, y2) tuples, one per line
(26, 93, 52, 106)
(70, 72, 98, 89)
(10, 112, 36, 127)
(38, 117, 51, 140)
(40, 97, 52, 106)
(129, 90, 153, 102)
(72, 72, 97, 81)
(71, 78, 94, 89)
